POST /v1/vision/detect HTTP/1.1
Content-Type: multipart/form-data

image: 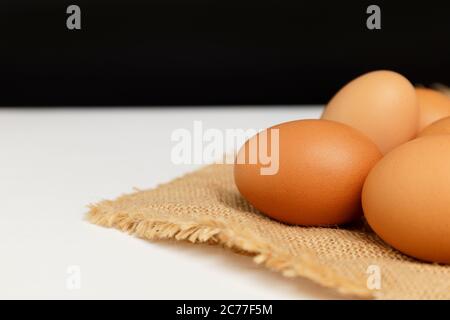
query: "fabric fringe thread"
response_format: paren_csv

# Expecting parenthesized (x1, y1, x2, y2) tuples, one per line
(87, 204, 373, 299)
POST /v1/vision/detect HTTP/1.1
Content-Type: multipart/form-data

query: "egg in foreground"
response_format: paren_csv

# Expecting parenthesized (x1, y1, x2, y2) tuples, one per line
(234, 119, 381, 226)
(362, 135, 450, 264)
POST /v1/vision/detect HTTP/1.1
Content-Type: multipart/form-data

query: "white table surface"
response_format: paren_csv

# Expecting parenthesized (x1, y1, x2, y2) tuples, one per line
(0, 106, 350, 300)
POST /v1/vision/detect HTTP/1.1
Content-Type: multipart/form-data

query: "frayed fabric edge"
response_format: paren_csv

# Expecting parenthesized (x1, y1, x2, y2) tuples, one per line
(86, 203, 374, 299)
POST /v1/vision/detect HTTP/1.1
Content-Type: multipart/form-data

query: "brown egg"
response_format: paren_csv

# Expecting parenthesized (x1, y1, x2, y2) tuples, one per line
(234, 119, 381, 226)
(416, 88, 450, 131)
(362, 135, 450, 264)
(418, 116, 450, 137)
(321, 70, 419, 154)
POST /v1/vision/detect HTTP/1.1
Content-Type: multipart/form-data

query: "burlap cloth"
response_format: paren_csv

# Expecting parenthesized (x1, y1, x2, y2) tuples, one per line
(87, 164, 450, 299)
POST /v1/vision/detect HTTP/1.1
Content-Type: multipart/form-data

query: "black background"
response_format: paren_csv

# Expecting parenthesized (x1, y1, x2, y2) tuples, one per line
(1, 1, 449, 106)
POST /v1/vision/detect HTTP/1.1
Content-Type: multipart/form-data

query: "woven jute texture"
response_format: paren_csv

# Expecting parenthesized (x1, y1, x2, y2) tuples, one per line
(87, 164, 450, 299)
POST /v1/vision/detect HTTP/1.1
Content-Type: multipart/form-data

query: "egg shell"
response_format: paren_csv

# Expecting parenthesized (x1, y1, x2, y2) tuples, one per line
(321, 70, 419, 154)
(234, 119, 382, 226)
(416, 88, 450, 131)
(417, 88, 450, 131)
(362, 135, 450, 264)
(418, 116, 450, 137)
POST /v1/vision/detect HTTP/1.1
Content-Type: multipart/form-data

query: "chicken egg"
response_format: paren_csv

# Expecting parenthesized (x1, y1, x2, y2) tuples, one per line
(321, 70, 419, 154)
(418, 116, 450, 137)
(362, 135, 450, 264)
(234, 119, 381, 226)
(416, 87, 450, 131)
